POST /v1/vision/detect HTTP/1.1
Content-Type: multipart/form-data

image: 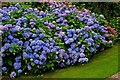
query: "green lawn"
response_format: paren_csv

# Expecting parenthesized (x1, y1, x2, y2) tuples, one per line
(3, 43, 119, 80)
(17, 43, 119, 79)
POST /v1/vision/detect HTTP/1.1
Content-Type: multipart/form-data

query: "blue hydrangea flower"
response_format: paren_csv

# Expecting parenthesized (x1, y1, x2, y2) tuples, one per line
(24, 32, 31, 38)
(34, 54, 39, 58)
(23, 28, 30, 31)
(29, 53, 35, 59)
(27, 65, 32, 70)
(39, 54, 46, 61)
(15, 56, 21, 62)
(68, 48, 72, 53)
(34, 60, 39, 64)
(15, 3, 21, 8)
(1, 46, 8, 52)
(24, 41, 29, 47)
(65, 38, 74, 44)
(55, 55, 58, 59)
(84, 34, 89, 38)
(73, 34, 78, 40)
(2, 67, 7, 71)
(2, 16, 10, 21)
(39, 61, 43, 65)
(39, 33, 45, 38)
(36, 29, 40, 34)
(42, 50, 47, 55)
(70, 43, 76, 49)
(74, 47, 79, 52)
(90, 47, 95, 52)
(18, 69, 22, 73)
(10, 71, 16, 78)
(32, 34, 37, 38)
(26, 46, 32, 52)
(94, 34, 98, 40)
(23, 52, 29, 58)
(17, 41, 23, 46)
(4, 43, 11, 48)
(14, 62, 21, 69)
(46, 48, 50, 54)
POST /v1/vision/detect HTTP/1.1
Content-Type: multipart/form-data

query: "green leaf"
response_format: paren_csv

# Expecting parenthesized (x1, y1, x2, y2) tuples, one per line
(31, 63, 35, 66)
(25, 60, 27, 63)
(8, 61, 12, 66)
(13, 52, 16, 55)
(86, 47, 90, 51)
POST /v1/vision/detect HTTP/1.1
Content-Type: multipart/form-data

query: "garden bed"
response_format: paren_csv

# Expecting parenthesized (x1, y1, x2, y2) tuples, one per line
(0, 2, 119, 79)
(2, 43, 119, 79)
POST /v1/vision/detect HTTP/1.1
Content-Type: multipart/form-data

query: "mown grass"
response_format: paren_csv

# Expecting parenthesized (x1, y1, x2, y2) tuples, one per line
(2, 43, 119, 80)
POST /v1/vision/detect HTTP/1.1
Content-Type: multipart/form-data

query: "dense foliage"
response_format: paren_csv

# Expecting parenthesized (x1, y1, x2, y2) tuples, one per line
(0, 2, 117, 78)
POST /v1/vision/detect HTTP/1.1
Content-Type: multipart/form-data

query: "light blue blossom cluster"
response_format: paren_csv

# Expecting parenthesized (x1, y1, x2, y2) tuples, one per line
(1, 3, 114, 78)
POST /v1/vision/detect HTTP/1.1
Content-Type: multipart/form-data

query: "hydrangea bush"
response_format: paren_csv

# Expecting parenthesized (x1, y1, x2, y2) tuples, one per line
(0, 2, 117, 78)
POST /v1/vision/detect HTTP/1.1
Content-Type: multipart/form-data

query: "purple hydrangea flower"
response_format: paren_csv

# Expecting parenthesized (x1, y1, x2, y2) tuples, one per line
(108, 40, 112, 44)
(60, 63, 65, 67)
(66, 59, 70, 65)
(84, 26, 91, 31)
(0, 30, 3, 35)
(0, 25, 8, 30)
(80, 53, 85, 58)
(63, 53, 69, 59)
(4, 24, 13, 28)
